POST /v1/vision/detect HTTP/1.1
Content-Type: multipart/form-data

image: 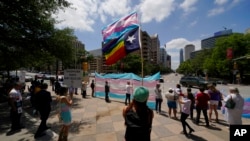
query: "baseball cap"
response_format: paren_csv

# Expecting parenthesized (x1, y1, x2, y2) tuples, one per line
(133, 87, 149, 103)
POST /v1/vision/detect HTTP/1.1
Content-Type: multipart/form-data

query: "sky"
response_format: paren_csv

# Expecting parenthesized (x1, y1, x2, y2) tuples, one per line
(53, 0, 250, 70)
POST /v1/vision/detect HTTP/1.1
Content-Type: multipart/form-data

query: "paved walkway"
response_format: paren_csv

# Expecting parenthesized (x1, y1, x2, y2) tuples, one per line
(1, 85, 250, 141)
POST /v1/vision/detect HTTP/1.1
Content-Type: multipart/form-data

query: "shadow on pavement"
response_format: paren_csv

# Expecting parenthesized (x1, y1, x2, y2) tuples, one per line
(188, 134, 208, 141)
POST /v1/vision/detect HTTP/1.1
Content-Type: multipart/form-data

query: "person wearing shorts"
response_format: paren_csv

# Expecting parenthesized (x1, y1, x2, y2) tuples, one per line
(208, 84, 221, 122)
(165, 88, 178, 119)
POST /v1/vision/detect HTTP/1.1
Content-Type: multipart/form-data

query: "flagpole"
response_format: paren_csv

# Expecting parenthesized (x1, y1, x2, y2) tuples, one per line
(138, 24, 143, 86)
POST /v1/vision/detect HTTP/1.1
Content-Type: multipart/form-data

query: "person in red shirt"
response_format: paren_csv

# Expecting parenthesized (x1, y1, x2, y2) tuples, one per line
(195, 87, 210, 127)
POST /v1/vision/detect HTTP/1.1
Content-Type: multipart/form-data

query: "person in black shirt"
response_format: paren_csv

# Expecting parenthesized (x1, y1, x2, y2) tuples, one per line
(90, 80, 95, 97)
(122, 87, 154, 141)
(34, 83, 52, 138)
(105, 81, 110, 102)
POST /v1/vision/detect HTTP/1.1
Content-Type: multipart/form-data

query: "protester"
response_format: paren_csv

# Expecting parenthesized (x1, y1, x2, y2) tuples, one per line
(165, 88, 178, 119)
(34, 83, 52, 139)
(195, 87, 210, 127)
(105, 81, 110, 102)
(224, 87, 244, 125)
(125, 81, 133, 105)
(68, 85, 74, 99)
(81, 81, 88, 98)
(74, 87, 78, 95)
(179, 94, 195, 136)
(207, 84, 221, 122)
(57, 86, 72, 141)
(175, 84, 184, 113)
(122, 87, 154, 141)
(55, 80, 61, 95)
(7, 82, 24, 135)
(186, 88, 195, 120)
(90, 80, 95, 97)
(154, 83, 163, 114)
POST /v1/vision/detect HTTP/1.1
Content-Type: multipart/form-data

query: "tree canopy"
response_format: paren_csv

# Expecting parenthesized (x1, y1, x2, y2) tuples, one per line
(0, 0, 75, 72)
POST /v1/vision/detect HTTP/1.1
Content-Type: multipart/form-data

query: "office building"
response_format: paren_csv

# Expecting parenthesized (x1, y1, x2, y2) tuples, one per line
(184, 44, 195, 61)
(180, 48, 184, 64)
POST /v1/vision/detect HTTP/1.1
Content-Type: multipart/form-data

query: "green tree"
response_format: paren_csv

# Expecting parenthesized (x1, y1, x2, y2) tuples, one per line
(0, 0, 72, 73)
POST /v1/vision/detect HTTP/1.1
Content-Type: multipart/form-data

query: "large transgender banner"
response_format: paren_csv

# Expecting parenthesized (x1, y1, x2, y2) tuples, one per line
(94, 72, 161, 109)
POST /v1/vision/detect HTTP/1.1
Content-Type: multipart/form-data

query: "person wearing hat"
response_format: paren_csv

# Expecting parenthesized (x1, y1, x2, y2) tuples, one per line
(224, 87, 244, 125)
(122, 87, 154, 141)
(165, 88, 178, 119)
(154, 83, 163, 114)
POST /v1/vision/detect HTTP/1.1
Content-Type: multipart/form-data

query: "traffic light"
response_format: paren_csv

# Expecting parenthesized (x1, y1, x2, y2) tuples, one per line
(82, 62, 88, 71)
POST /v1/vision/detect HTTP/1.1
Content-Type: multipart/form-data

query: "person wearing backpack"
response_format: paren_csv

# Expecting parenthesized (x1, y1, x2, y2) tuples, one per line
(224, 87, 244, 125)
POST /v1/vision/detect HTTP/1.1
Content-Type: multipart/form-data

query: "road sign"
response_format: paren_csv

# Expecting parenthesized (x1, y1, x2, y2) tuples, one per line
(64, 69, 82, 88)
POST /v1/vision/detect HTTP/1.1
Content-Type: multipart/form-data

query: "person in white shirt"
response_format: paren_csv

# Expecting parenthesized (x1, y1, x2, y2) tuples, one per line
(175, 84, 184, 113)
(8, 82, 23, 134)
(179, 94, 195, 136)
(155, 83, 163, 113)
(224, 87, 244, 125)
(125, 81, 133, 105)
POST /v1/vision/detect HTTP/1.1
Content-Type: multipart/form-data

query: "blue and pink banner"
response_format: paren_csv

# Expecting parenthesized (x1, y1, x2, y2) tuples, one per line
(94, 72, 160, 109)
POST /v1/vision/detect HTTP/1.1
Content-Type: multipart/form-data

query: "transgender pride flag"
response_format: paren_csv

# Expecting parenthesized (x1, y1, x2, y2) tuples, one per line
(94, 72, 160, 109)
(102, 12, 139, 43)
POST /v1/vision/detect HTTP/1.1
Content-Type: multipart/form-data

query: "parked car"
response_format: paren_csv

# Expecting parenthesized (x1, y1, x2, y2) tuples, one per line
(25, 75, 33, 82)
(179, 76, 212, 89)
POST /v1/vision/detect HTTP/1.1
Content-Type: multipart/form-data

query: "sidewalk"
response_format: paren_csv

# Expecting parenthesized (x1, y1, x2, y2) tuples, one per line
(1, 85, 250, 141)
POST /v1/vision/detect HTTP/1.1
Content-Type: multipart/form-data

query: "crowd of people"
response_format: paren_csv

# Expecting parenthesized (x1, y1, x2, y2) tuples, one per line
(5, 75, 245, 140)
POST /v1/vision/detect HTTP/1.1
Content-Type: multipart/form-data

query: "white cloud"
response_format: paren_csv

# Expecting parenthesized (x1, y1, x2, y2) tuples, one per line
(53, 0, 133, 31)
(53, 0, 98, 31)
(164, 38, 201, 70)
(214, 0, 228, 5)
(179, 0, 198, 13)
(139, 0, 175, 23)
(207, 7, 225, 17)
(97, 0, 133, 23)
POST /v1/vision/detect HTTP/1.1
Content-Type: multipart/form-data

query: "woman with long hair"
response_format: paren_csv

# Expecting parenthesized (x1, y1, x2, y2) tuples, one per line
(122, 87, 154, 141)
(207, 84, 221, 122)
(57, 86, 72, 141)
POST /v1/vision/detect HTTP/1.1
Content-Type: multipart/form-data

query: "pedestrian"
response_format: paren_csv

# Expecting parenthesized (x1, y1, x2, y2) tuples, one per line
(74, 87, 78, 95)
(122, 87, 154, 141)
(179, 94, 195, 136)
(125, 81, 133, 105)
(34, 83, 52, 139)
(154, 83, 163, 114)
(57, 86, 72, 141)
(68, 85, 74, 99)
(7, 82, 24, 135)
(105, 81, 110, 102)
(195, 86, 210, 127)
(165, 88, 178, 119)
(175, 84, 184, 113)
(81, 81, 88, 98)
(224, 87, 244, 125)
(186, 88, 195, 120)
(90, 80, 95, 97)
(55, 80, 61, 95)
(207, 84, 221, 122)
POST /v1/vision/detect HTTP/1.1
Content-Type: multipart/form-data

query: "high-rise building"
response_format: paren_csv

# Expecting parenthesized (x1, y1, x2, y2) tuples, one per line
(151, 34, 160, 64)
(184, 44, 195, 61)
(166, 54, 171, 69)
(201, 29, 232, 49)
(180, 48, 184, 64)
(159, 47, 167, 67)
